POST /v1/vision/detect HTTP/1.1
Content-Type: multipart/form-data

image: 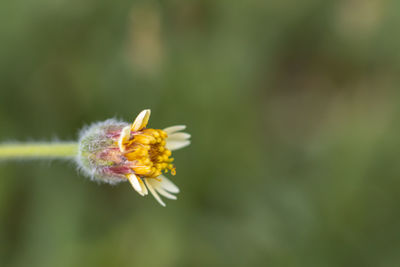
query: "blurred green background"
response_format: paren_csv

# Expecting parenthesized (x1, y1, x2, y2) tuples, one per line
(1, 0, 400, 266)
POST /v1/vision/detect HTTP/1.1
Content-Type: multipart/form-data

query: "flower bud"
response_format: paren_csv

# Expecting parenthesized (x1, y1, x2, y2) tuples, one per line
(76, 110, 191, 206)
(77, 119, 130, 184)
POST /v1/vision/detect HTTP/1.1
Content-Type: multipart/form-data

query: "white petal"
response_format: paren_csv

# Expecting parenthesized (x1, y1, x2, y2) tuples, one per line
(145, 179, 166, 207)
(127, 174, 143, 194)
(163, 125, 186, 134)
(156, 187, 177, 200)
(146, 178, 177, 200)
(159, 175, 180, 193)
(166, 140, 191, 151)
(168, 132, 191, 141)
(139, 178, 148, 195)
(118, 126, 131, 152)
(145, 177, 161, 189)
(131, 109, 151, 132)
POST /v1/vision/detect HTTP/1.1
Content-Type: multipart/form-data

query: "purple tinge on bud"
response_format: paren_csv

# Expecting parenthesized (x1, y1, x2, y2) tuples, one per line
(77, 119, 132, 184)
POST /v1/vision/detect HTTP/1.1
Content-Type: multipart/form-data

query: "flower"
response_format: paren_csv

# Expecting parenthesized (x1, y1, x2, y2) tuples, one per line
(77, 109, 190, 206)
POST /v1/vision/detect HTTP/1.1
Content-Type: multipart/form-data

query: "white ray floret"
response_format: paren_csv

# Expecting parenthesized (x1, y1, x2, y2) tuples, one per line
(166, 140, 191, 151)
(164, 125, 191, 151)
(138, 178, 148, 196)
(163, 125, 186, 135)
(127, 173, 143, 194)
(168, 132, 191, 141)
(158, 175, 180, 193)
(144, 175, 180, 206)
(145, 179, 166, 207)
(156, 187, 177, 200)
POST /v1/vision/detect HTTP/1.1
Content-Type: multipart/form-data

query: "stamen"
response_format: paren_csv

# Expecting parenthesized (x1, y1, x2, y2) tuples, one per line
(121, 128, 176, 178)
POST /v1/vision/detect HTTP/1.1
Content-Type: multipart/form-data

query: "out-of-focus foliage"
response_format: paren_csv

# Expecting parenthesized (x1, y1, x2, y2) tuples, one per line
(1, 0, 400, 266)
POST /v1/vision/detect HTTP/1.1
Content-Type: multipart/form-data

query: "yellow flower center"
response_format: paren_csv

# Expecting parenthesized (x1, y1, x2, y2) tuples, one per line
(123, 129, 175, 178)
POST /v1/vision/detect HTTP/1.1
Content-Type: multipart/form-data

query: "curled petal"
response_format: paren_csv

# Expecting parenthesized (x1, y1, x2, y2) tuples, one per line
(118, 126, 131, 152)
(127, 173, 143, 195)
(131, 109, 151, 132)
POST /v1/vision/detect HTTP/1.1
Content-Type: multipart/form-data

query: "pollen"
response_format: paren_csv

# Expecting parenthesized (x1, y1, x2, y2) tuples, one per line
(122, 129, 176, 178)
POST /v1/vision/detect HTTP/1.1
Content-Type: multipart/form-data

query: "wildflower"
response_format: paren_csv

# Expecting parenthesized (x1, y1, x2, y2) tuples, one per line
(78, 110, 190, 206)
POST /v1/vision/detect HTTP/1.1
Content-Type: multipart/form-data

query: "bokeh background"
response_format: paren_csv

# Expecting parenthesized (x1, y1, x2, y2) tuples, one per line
(1, 0, 400, 266)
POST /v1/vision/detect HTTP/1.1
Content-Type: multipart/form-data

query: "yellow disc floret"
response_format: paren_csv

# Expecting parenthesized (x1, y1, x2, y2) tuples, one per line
(123, 129, 175, 178)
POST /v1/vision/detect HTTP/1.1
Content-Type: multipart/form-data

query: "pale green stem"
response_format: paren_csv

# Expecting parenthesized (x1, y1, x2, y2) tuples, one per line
(0, 142, 78, 160)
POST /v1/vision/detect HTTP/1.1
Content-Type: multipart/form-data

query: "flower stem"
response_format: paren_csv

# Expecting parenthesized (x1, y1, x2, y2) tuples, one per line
(0, 142, 78, 160)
